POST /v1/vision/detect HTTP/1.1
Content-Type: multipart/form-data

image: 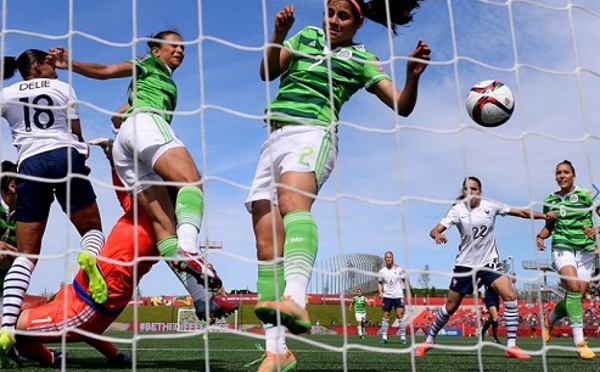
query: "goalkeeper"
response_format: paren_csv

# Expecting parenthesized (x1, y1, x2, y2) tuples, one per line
(0, 160, 128, 367)
(0, 141, 238, 368)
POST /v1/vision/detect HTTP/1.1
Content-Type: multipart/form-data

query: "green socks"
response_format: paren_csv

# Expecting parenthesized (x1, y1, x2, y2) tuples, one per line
(157, 236, 178, 258)
(257, 260, 285, 302)
(176, 186, 204, 230)
(283, 210, 318, 281)
(566, 291, 583, 325)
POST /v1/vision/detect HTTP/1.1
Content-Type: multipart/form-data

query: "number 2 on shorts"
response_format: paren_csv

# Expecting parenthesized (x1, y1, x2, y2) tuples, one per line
(298, 145, 314, 167)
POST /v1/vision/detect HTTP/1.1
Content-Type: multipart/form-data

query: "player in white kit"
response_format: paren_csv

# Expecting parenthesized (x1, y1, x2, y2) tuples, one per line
(0, 49, 106, 366)
(415, 176, 545, 359)
(378, 251, 410, 344)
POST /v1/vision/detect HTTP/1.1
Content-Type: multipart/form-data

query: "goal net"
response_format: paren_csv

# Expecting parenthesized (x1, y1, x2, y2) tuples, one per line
(0, 0, 598, 371)
(176, 307, 204, 333)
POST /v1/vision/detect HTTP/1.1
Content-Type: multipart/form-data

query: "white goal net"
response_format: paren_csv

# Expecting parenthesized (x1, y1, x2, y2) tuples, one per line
(0, 0, 599, 371)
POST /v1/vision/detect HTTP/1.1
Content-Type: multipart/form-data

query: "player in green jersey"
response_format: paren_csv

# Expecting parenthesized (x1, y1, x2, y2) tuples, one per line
(0, 161, 17, 247)
(0, 161, 17, 290)
(537, 160, 600, 360)
(50, 31, 220, 292)
(248, 1, 430, 370)
(349, 288, 369, 339)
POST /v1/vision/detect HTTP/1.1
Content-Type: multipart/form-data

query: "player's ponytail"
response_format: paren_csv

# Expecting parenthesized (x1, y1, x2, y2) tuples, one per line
(348, 0, 425, 36)
(3, 49, 49, 80)
(3, 56, 18, 80)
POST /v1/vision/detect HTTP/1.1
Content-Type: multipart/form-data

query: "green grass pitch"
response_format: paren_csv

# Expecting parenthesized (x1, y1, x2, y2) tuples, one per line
(23, 332, 600, 371)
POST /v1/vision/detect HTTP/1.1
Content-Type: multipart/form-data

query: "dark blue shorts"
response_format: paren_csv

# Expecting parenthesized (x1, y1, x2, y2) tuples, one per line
(16, 147, 97, 222)
(449, 266, 502, 296)
(382, 297, 404, 312)
(483, 285, 500, 309)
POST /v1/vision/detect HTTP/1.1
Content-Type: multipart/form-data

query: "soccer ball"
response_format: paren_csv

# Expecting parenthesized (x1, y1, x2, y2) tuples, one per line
(465, 80, 515, 127)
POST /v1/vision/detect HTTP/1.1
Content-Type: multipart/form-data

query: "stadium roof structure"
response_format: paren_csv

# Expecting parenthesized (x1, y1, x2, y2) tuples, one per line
(521, 260, 554, 272)
(521, 259, 564, 299)
(310, 253, 384, 295)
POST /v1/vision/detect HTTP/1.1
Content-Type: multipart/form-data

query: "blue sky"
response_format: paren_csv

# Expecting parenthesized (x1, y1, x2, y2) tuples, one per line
(1, 0, 599, 297)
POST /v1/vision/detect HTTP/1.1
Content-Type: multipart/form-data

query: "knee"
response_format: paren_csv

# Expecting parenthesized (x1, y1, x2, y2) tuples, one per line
(446, 303, 459, 314)
(563, 280, 582, 293)
(278, 195, 313, 216)
(501, 293, 517, 302)
(73, 207, 103, 232)
(256, 239, 281, 261)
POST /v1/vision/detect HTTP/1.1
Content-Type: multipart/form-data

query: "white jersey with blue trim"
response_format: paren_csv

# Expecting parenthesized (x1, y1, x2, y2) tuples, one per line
(1, 78, 86, 163)
(378, 265, 406, 299)
(440, 199, 510, 268)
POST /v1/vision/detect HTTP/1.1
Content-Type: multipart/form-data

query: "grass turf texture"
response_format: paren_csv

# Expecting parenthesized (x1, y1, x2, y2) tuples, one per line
(20, 332, 600, 371)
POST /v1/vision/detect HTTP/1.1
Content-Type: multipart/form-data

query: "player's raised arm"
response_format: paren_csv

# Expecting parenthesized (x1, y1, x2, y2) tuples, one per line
(507, 207, 545, 219)
(50, 47, 133, 79)
(373, 39, 430, 117)
(260, 5, 294, 81)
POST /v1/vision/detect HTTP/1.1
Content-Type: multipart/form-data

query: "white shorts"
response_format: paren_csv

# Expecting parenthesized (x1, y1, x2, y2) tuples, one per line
(552, 249, 596, 282)
(245, 125, 337, 212)
(355, 312, 366, 323)
(112, 112, 184, 191)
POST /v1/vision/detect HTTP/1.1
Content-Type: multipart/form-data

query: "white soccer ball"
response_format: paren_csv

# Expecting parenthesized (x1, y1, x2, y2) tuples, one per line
(465, 80, 515, 127)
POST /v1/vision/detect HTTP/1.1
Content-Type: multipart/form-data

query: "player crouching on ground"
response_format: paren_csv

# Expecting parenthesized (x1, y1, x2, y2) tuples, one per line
(0, 140, 238, 368)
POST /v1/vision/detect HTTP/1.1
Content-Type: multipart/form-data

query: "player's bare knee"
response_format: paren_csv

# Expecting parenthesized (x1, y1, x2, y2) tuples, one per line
(256, 242, 280, 261)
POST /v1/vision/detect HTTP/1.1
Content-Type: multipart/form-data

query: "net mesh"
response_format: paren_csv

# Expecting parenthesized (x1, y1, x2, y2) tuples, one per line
(0, 0, 598, 371)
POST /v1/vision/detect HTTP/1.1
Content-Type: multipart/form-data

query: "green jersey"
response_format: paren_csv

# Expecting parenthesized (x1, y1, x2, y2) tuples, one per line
(0, 199, 16, 248)
(267, 26, 389, 129)
(543, 186, 597, 252)
(0, 198, 16, 293)
(126, 54, 178, 124)
(352, 295, 368, 313)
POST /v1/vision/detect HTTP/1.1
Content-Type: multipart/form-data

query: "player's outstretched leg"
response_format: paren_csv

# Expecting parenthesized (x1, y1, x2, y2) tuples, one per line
(78, 251, 108, 304)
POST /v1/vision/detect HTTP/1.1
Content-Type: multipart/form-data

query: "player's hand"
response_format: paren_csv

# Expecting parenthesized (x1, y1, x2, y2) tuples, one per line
(583, 227, 596, 238)
(407, 39, 431, 77)
(536, 236, 546, 250)
(545, 211, 557, 221)
(433, 233, 447, 245)
(49, 47, 69, 70)
(274, 6, 295, 38)
(0, 241, 16, 263)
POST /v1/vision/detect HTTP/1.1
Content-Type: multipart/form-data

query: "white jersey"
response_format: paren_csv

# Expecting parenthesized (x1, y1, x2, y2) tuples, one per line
(440, 199, 510, 268)
(378, 265, 406, 299)
(0, 78, 87, 164)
